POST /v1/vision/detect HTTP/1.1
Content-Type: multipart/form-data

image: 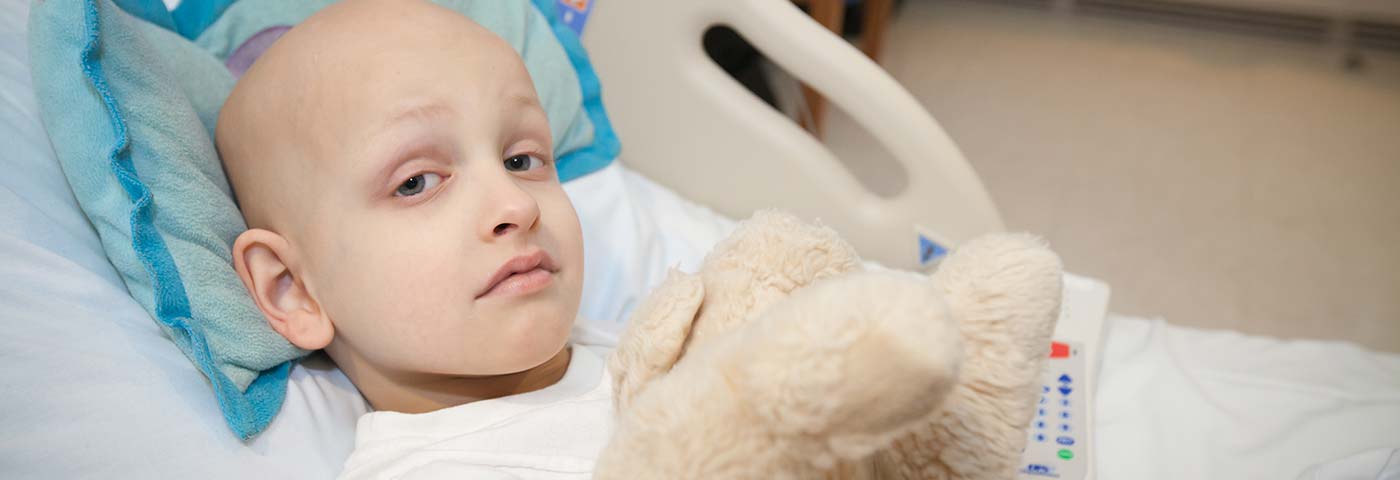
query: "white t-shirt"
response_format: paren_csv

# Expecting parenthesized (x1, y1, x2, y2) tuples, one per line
(338, 344, 614, 479)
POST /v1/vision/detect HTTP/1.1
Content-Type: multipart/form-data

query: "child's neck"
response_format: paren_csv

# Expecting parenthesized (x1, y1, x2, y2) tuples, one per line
(341, 345, 573, 414)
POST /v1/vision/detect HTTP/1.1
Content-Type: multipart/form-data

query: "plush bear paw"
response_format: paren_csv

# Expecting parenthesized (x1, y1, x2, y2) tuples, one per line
(609, 268, 705, 410)
(686, 210, 864, 346)
(730, 270, 963, 470)
(598, 271, 962, 480)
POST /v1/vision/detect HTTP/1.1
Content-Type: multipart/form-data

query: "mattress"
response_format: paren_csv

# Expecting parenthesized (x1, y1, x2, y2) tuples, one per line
(1094, 315, 1400, 479)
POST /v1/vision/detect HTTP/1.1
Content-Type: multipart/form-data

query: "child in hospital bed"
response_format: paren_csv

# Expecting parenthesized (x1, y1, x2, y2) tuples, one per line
(218, 0, 610, 477)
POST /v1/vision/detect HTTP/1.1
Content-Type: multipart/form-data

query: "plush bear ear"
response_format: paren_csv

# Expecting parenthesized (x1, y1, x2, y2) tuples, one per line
(931, 233, 1063, 362)
(877, 233, 1064, 479)
(608, 269, 705, 410)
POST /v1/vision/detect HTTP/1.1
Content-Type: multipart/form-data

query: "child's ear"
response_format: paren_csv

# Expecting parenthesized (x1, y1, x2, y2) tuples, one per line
(232, 228, 333, 350)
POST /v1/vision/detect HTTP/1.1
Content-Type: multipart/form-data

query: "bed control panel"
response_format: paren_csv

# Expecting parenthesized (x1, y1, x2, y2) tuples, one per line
(1020, 340, 1089, 479)
(1018, 274, 1110, 480)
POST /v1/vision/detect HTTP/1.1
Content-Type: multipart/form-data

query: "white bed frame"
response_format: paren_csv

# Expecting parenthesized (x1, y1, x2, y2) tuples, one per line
(581, 0, 1005, 270)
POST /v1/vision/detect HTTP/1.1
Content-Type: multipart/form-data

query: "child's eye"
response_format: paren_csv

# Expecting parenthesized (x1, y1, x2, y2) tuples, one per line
(395, 172, 443, 197)
(503, 154, 543, 172)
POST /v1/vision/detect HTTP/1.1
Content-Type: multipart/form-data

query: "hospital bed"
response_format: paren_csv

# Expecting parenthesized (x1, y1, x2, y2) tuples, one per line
(2, 0, 1398, 478)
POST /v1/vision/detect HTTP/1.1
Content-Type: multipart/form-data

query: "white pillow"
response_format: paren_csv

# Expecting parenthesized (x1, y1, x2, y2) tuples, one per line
(0, 0, 734, 475)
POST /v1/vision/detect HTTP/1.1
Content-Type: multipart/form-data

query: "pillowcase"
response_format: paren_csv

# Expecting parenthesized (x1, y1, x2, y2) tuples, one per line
(28, 0, 618, 439)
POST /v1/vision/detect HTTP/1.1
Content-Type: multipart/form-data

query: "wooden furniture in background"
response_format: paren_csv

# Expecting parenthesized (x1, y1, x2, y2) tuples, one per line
(793, 0, 894, 138)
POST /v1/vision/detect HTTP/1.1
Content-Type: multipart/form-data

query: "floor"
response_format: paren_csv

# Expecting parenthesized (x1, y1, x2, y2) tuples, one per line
(817, 0, 1400, 352)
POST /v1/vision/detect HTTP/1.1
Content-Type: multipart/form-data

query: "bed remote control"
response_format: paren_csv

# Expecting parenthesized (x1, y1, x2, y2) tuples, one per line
(1018, 274, 1110, 480)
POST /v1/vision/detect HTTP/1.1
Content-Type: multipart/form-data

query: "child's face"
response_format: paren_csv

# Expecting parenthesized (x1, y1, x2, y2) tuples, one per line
(219, 0, 583, 382)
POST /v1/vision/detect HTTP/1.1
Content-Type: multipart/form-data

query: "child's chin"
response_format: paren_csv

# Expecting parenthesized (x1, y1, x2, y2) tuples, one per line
(501, 323, 571, 368)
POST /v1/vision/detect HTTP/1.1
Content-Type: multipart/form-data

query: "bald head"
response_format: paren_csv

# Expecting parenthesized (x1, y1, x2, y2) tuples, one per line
(217, 0, 530, 233)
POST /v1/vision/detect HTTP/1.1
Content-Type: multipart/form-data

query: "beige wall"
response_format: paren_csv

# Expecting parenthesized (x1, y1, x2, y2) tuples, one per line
(821, 0, 1400, 352)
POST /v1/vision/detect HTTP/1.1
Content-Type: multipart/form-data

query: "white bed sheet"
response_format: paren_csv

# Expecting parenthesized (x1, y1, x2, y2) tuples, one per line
(1095, 315, 1400, 479)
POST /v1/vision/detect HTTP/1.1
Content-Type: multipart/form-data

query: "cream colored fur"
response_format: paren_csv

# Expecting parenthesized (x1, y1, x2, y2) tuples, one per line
(597, 211, 1063, 479)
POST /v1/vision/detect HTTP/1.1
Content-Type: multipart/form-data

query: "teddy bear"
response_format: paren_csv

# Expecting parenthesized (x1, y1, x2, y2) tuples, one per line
(594, 210, 1064, 479)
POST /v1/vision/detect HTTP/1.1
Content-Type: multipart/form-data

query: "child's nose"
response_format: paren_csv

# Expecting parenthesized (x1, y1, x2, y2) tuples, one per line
(482, 179, 540, 240)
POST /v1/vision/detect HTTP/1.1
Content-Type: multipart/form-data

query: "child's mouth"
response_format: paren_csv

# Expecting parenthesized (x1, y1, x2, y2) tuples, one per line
(479, 267, 553, 298)
(477, 249, 558, 299)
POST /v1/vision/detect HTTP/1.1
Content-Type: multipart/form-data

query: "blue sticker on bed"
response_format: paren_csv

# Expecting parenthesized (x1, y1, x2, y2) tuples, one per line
(28, 0, 618, 440)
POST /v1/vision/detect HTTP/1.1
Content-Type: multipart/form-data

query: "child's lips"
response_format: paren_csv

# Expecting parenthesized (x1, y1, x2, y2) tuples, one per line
(477, 249, 558, 299)
(478, 267, 554, 299)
